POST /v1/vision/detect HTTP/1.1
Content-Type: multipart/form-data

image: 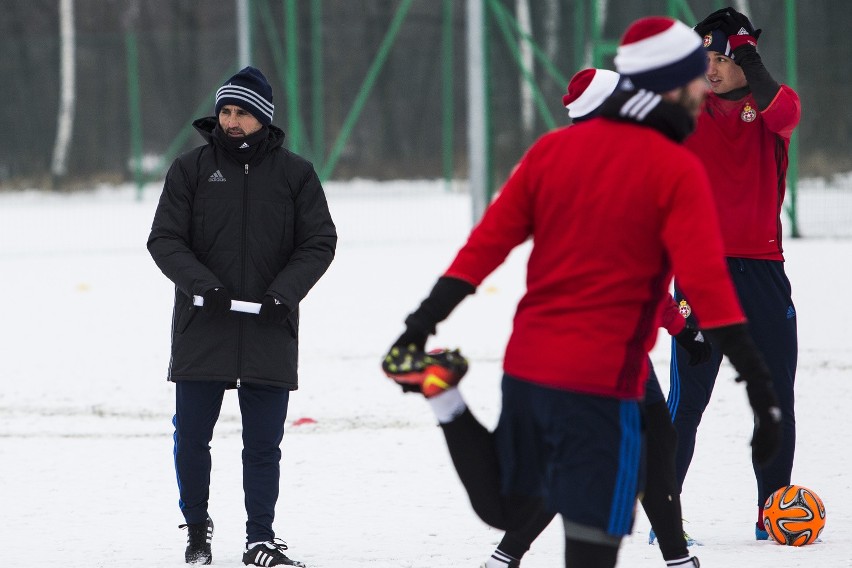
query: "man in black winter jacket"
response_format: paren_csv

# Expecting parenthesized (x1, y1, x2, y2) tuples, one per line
(148, 66, 336, 567)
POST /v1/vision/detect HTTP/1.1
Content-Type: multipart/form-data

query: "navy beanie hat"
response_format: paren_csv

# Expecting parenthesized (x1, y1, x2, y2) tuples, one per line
(701, 28, 735, 59)
(614, 17, 707, 93)
(215, 66, 274, 126)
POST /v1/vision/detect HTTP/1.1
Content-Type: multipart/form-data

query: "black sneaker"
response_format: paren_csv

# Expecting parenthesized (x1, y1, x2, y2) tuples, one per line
(666, 556, 700, 567)
(242, 538, 305, 567)
(179, 517, 214, 565)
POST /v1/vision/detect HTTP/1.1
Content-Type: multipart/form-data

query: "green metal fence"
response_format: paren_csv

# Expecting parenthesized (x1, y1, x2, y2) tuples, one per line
(7, 1, 843, 235)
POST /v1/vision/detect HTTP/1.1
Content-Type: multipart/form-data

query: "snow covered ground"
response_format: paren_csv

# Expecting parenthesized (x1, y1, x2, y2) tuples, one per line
(1, 180, 850, 567)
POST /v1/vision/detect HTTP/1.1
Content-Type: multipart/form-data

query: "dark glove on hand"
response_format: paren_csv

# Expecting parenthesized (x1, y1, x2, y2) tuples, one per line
(674, 324, 712, 366)
(403, 276, 476, 339)
(385, 276, 474, 393)
(201, 287, 231, 316)
(387, 327, 430, 393)
(258, 295, 290, 325)
(717, 8, 762, 49)
(693, 7, 729, 37)
(739, 377, 781, 466)
(707, 323, 781, 466)
(392, 326, 429, 351)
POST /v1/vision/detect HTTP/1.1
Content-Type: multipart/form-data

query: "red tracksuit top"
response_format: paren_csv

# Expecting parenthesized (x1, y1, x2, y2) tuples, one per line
(684, 86, 801, 260)
(444, 119, 745, 400)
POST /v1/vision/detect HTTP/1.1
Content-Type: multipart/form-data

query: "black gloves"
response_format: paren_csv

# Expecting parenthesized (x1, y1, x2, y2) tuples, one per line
(706, 324, 781, 466)
(694, 7, 730, 37)
(694, 7, 761, 49)
(385, 276, 475, 393)
(391, 276, 476, 350)
(392, 327, 429, 352)
(741, 377, 782, 466)
(258, 295, 291, 325)
(201, 287, 231, 316)
(717, 8, 761, 46)
(674, 324, 712, 366)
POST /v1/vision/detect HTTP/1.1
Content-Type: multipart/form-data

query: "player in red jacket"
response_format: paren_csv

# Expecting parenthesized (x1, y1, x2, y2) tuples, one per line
(667, 7, 801, 541)
(476, 68, 705, 568)
(383, 17, 780, 568)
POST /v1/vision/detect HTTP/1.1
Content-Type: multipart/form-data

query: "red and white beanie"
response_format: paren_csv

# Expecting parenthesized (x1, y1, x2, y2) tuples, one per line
(614, 16, 707, 93)
(562, 68, 620, 121)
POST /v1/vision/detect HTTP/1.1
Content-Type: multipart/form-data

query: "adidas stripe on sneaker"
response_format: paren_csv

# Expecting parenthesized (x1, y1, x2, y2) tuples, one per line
(482, 547, 521, 568)
(242, 538, 305, 567)
(179, 517, 214, 565)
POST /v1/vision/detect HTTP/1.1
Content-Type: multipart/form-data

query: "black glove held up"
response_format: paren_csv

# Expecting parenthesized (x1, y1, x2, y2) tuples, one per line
(202, 287, 231, 316)
(694, 7, 761, 41)
(674, 324, 712, 366)
(258, 295, 291, 325)
(716, 8, 761, 42)
(693, 7, 730, 37)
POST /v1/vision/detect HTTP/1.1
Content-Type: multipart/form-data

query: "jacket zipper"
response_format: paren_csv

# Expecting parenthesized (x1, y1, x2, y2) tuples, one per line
(237, 162, 249, 386)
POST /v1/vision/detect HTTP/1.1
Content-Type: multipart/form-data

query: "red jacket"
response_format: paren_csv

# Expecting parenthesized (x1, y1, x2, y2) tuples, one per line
(444, 119, 745, 399)
(684, 86, 801, 260)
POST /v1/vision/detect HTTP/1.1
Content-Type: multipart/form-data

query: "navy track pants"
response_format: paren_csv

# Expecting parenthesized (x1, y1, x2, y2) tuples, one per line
(668, 257, 797, 508)
(173, 380, 290, 543)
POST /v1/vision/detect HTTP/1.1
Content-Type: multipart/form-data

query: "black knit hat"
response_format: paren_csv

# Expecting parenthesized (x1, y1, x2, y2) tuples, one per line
(214, 66, 274, 126)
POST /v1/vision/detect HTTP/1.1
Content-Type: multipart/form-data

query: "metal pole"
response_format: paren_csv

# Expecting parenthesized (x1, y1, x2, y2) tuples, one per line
(573, 0, 586, 72)
(467, 0, 487, 223)
(51, 0, 76, 186)
(784, 0, 800, 237)
(489, 0, 568, 86)
(442, 0, 454, 192)
(237, 0, 251, 67)
(318, 0, 414, 181)
(487, 0, 557, 130)
(515, 0, 534, 139)
(285, 0, 302, 153)
(311, 0, 324, 169)
(125, 31, 144, 200)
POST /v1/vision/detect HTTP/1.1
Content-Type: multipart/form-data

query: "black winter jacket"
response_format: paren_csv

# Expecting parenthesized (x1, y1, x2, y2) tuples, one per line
(148, 118, 337, 388)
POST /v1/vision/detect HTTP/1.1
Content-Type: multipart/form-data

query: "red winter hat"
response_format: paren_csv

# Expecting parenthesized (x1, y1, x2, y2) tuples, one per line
(562, 68, 620, 120)
(614, 16, 706, 93)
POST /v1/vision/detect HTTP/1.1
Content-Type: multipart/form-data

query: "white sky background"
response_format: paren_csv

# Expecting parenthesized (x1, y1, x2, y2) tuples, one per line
(0, 180, 850, 567)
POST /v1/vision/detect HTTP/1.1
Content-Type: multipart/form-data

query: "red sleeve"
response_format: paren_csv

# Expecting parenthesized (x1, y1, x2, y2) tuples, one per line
(660, 152, 746, 329)
(761, 85, 800, 140)
(443, 149, 536, 285)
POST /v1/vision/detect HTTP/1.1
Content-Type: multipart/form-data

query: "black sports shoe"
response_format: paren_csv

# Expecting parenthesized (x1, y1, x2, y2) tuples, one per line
(179, 517, 214, 565)
(242, 538, 305, 567)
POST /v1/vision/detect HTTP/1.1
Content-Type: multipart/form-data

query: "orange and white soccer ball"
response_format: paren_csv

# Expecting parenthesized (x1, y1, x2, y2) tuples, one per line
(763, 485, 826, 546)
